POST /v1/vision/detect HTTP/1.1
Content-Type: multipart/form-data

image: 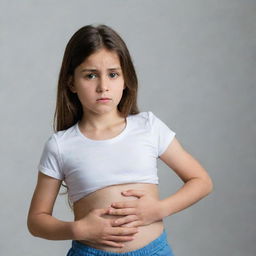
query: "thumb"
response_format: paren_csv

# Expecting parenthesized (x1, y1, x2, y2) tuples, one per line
(122, 189, 145, 198)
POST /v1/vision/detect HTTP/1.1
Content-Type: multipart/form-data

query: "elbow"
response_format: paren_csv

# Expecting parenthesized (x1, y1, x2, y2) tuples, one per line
(27, 221, 36, 237)
(27, 216, 39, 237)
(28, 228, 38, 238)
(203, 176, 214, 195)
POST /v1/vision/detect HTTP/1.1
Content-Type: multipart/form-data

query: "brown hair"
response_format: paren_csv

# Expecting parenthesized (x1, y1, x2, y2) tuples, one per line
(53, 23, 140, 133)
(52, 24, 140, 208)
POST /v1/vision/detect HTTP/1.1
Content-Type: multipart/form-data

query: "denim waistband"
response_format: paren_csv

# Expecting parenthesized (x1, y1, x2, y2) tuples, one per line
(71, 229, 168, 256)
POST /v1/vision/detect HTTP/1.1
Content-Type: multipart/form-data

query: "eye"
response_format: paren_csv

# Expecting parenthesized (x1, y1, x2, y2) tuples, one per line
(85, 73, 97, 79)
(109, 72, 119, 78)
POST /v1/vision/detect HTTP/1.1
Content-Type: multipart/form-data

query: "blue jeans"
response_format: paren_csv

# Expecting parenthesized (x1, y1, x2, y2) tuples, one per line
(66, 229, 175, 256)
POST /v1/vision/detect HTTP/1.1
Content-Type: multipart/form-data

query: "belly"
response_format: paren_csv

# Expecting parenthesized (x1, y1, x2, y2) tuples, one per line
(73, 183, 164, 253)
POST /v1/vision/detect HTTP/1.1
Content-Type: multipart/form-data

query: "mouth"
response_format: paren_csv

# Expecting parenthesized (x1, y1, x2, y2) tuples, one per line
(97, 98, 112, 102)
(97, 98, 111, 100)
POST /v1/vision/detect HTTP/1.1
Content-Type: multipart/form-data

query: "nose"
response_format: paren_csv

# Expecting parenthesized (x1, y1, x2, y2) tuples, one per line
(97, 75, 109, 92)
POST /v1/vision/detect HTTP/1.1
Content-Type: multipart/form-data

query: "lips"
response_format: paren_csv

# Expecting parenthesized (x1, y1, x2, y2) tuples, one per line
(97, 97, 111, 100)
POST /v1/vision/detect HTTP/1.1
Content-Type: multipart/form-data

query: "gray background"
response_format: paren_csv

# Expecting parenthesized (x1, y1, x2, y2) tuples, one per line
(0, 0, 255, 255)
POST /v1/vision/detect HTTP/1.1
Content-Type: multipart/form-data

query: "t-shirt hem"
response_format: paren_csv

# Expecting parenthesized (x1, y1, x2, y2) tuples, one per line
(70, 179, 159, 203)
(38, 165, 64, 180)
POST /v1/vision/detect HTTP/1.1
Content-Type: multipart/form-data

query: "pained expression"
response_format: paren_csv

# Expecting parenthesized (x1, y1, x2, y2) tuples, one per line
(69, 48, 126, 115)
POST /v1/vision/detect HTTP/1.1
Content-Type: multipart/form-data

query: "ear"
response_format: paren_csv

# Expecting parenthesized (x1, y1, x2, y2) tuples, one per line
(68, 76, 76, 93)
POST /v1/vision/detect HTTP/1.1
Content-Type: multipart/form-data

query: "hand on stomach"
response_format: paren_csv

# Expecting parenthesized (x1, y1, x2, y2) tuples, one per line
(73, 183, 165, 253)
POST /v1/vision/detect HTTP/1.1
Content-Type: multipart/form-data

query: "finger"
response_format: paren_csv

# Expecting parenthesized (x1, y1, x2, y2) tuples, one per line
(102, 240, 125, 248)
(120, 221, 143, 228)
(122, 190, 145, 198)
(111, 201, 136, 208)
(94, 208, 110, 216)
(112, 215, 138, 226)
(108, 227, 139, 236)
(107, 235, 135, 242)
(108, 207, 136, 216)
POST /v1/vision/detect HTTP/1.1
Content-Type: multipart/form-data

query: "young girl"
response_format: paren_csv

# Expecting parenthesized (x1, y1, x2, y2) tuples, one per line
(27, 24, 213, 256)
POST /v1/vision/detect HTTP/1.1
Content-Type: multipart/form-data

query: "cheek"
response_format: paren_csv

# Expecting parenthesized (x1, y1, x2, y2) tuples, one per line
(76, 87, 94, 103)
(113, 86, 125, 100)
(76, 82, 92, 94)
(114, 81, 125, 93)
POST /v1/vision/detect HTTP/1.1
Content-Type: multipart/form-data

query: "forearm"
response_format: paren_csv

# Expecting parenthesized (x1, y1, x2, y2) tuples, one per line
(27, 213, 76, 240)
(160, 177, 213, 218)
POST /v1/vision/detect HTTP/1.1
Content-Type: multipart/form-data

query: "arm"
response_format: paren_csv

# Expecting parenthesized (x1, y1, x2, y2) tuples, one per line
(158, 137, 214, 218)
(27, 172, 138, 247)
(27, 172, 76, 240)
(108, 137, 213, 227)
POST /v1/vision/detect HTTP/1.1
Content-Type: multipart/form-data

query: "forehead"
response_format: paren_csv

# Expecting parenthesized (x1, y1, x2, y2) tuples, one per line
(81, 48, 120, 68)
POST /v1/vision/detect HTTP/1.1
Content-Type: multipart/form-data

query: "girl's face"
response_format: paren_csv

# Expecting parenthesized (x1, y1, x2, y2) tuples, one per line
(70, 48, 126, 116)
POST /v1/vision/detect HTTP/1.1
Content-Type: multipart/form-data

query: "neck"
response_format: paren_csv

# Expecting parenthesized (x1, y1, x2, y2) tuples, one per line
(79, 110, 125, 131)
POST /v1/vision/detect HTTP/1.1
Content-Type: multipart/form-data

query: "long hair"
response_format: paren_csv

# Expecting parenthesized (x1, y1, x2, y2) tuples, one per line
(52, 24, 140, 208)
(53, 24, 140, 132)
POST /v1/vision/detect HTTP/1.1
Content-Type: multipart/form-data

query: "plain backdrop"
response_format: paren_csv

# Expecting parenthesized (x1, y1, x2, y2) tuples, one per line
(0, 0, 255, 255)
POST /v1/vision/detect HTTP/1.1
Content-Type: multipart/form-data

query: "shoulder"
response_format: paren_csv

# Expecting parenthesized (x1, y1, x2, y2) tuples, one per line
(128, 111, 163, 128)
(50, 123, 77, 143)
(129, 111, 155, 122)
(40, 133, 59, 159)
(136, 111, 163, 127)
(128, 111, 151, 129)
(40, 123, 77, 153)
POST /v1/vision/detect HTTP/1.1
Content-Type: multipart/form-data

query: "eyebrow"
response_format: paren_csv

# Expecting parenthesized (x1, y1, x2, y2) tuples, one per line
(81, 67, 121, 73)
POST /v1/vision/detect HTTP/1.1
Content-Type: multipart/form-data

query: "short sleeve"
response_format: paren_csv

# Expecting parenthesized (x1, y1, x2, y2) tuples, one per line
(148, 111, 176, 158)
(37, 134, 64, 180)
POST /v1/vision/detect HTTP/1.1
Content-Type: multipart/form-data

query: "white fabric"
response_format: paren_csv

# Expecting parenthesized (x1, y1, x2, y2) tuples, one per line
(37, 111, 176, 203)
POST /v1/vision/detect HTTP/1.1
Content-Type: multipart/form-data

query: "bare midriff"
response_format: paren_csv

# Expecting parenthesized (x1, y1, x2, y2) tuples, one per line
(73, 183, 164, 253)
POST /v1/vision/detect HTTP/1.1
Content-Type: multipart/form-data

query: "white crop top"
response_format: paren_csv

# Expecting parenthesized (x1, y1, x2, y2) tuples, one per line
(37, 111, 176, 203)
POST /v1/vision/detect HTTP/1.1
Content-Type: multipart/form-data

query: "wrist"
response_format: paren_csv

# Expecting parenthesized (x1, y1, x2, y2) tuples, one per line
(71, 220, 79, 240)
(72, 219, 86, 240)
(159, 199, 171, 219)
